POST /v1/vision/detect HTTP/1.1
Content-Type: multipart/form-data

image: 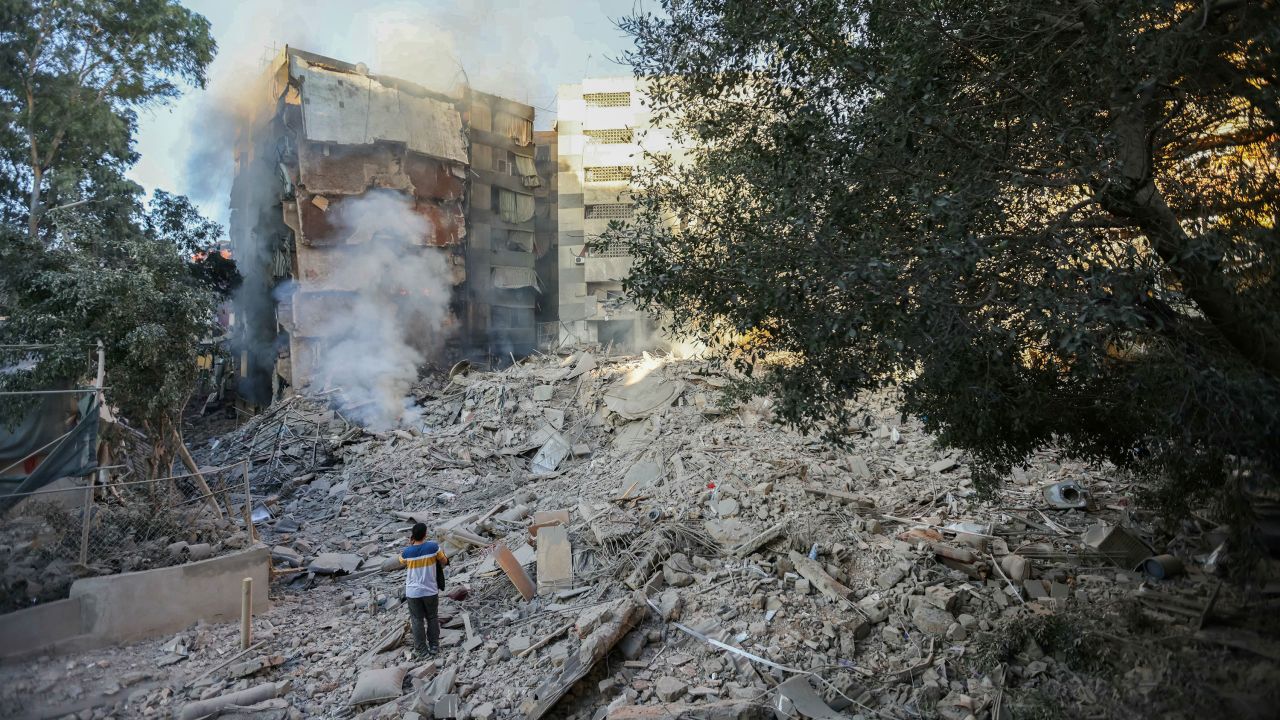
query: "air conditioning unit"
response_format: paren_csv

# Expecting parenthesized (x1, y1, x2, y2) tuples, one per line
(574, 256, 586, 266)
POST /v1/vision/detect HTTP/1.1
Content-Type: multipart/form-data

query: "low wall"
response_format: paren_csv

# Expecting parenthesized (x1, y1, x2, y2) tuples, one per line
(71, 546, 270, 644)
(0, 597, 85, 660)
(0, 547, 271, 661)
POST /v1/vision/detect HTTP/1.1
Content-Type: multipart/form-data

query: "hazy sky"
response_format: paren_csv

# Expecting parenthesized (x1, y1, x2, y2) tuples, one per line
(129, 0, 645, 228)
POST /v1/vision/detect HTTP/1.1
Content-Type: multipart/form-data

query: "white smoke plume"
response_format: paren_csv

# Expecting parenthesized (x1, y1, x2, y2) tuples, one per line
(311, 193, 453, 430)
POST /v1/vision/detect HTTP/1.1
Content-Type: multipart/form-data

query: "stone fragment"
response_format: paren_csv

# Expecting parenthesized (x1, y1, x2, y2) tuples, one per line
(794, 578, 811, 595)
(308, 553, 361, 575)
(657, 590, 683, 622)
(654, 677, 687, 703)
(911, 605, 954, 636)
(924, 585, 957, 611)
(929, 458, 958, 473)
(618, 631, 647, 661)
(532, 386, 555, 402)
(878, 566, 906, 589)
(270, 545, 302, 567)
(1000, 554, 1031, 582)
(536, 525, 573, 595)
(663, 553, 695, 587)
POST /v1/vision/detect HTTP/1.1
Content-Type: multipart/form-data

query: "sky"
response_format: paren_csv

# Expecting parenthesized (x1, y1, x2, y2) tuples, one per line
(128, 0, 646, 229)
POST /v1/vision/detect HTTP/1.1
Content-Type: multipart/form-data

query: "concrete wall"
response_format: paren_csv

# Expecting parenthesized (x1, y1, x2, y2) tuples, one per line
(0, 597, 86, 660)
(0, 548, 270, 661)
(71, 547, 270, 644)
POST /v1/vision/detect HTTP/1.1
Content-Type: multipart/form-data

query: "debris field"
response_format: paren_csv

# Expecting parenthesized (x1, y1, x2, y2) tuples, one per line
(2, 349, 1276, 720)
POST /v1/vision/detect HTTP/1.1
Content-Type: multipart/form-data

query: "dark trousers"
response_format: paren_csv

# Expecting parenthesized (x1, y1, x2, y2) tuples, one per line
(407, 594, 439, 652)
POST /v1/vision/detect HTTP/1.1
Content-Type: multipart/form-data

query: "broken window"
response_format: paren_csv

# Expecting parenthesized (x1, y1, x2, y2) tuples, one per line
(583, 92, 631, 108)
(494, 111, 533, 147)
(492, 230, 534, 253)
(491, 305, 533, 328)
(585, 203, 634, 220)
(584, 128, 633, 144)
(584, 166, 632, 183)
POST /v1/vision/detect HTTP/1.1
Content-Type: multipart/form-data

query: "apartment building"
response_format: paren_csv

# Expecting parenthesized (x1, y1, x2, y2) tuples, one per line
(555, 77, 683, 350)
(229, 47, 545, 403)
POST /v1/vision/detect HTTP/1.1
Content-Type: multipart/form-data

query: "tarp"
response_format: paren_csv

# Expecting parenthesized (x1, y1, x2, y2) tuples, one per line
(0, 396, 99, 515)
(0, 390, 77, 477)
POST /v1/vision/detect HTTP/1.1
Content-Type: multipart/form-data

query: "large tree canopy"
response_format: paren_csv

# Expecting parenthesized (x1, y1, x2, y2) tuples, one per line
(0, 0, 214, 240)
(615, 0, 1280, 512)
(0, 0, 222, 468)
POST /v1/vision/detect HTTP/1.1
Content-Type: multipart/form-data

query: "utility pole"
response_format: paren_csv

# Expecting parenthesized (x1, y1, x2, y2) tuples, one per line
(79, 340, 105, 565)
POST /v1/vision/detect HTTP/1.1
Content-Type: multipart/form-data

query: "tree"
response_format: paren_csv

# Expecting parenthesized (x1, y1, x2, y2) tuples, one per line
(0, 0, 221, 477)
(613, 0, 1280, 516)
(0, 0, 214, 240)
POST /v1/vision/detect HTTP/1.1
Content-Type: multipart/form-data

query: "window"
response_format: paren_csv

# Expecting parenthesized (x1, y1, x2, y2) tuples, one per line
(493, 111, 533, 146)
(589, 236, 633, 258)
(584, 92, 631, 108)
(492, 230, 534, 253)
(584, 166, 632, 183)
(585, 204, 634, 220)
(496, 188, 536, 224)
(584, 128, 633, 144)
(491, 306, 522, 328)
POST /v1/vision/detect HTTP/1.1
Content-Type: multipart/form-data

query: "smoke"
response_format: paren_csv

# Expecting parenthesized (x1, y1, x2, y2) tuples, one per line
(312, 192, 453, 430)
(171, 0, 635, 410)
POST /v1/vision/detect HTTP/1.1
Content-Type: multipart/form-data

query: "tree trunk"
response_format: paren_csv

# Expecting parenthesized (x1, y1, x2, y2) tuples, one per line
(1104, 106, 1280, 378)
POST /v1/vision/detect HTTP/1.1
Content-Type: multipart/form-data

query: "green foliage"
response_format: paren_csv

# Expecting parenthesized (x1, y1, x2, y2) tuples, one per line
(613, 0, 1280, 515)
(0, 0, 220, 447)
(975, 611, 1106, 674)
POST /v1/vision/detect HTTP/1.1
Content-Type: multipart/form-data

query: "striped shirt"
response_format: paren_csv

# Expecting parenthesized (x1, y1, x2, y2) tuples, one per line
(400, 541, 447, 598)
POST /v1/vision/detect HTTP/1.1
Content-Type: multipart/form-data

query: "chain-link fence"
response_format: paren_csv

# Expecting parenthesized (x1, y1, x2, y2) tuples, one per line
(0, 461, 255, 613)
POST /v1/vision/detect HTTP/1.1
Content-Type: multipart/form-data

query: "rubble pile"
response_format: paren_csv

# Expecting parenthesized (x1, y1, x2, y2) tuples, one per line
(3, 349, 1278, 720)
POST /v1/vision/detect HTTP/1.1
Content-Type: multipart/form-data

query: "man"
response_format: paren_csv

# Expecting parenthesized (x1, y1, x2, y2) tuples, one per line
(399, 522, 448, 657)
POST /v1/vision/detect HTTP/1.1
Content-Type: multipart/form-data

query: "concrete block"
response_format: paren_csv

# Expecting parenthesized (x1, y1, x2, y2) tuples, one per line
(536, 524, 573, 595)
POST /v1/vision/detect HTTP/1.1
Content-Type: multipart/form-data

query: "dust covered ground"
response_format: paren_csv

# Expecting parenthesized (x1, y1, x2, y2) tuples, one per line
(3, 350, 1278, 720)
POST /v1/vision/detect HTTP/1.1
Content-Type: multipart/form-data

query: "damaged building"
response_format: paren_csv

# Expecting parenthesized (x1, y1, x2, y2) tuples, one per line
(230, 48, 546, 405)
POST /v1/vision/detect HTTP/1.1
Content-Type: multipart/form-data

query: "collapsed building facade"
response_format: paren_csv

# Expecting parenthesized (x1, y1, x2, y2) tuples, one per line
(230, 48, 545, 405)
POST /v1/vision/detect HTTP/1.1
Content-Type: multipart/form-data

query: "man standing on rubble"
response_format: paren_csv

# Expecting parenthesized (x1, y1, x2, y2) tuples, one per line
(400, 522, 448, 657)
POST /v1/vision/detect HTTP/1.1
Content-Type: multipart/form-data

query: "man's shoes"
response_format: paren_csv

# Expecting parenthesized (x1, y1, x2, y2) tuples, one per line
(413, 647, 430, 660)
(428, 645, 440, 656)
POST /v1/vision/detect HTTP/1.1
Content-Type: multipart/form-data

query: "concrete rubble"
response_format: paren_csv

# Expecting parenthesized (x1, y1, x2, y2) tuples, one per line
(2, 348, 1278, 719)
